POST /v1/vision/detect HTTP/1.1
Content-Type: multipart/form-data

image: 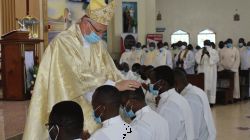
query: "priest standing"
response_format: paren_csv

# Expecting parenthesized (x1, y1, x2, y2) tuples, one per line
(218, 39, 241, 100)
(23, 1, 140, 140)
(195, 40, 219, 104)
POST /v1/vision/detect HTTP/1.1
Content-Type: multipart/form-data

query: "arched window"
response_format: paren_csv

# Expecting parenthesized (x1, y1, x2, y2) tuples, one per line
(197, 29, 216, 47)
(171, 30, 190, 44)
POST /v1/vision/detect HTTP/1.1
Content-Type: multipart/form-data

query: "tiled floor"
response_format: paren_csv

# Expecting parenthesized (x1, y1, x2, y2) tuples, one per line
(0, 100, 250, 140)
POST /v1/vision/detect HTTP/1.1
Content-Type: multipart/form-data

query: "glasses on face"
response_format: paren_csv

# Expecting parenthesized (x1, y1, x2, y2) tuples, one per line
(87, 20, 106, 34)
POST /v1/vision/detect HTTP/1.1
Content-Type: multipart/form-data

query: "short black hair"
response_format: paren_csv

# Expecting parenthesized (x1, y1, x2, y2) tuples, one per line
(92, 85, 121, 108)
(152, 66, 174, 87)
(136, 42, 142, 48)
(204, 40, 211, 46)
(173, 68, 188, 82)
(247, 41, 250, 46)
(120, 87, 145, 102)
(49, 101, 83, 137)
(132, 63, 141, 72)
(218, 41, 224, 49)
(227, 38, 233, 44)
(163, 42, 169, 46)
(149, 42, 156, 48)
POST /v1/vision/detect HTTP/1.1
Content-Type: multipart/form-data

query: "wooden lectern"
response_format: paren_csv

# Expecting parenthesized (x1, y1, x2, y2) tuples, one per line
(0, 31, 43, 100)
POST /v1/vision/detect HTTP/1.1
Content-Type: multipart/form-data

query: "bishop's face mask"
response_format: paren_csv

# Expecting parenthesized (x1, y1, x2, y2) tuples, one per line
(83, 24, 101, 44)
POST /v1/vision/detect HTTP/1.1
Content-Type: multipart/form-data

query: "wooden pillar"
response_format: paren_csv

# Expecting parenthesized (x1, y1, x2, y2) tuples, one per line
(1, 0, 16, 34)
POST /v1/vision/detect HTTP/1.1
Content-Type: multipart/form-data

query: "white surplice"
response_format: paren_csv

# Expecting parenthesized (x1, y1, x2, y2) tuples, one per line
(195, 47, 219, 104)
(89, 116, 139, 140)
(218, 47, 241, 99)
(180, 84, 216, 140)
(240, 47, 250, 70)
(157, 89, 194, 140)
(120, 51, 132, 68)
(130, 106, 170, 140)
(154, 48, 173, 68)
(131, 49, 143, 65)
(141, 50, 157, 66)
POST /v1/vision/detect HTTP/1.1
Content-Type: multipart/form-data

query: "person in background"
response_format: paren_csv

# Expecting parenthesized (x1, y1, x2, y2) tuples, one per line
(47, 101, 85, 140)
(174, 68, 216, 140)
(195, 40, 219, 105)
(218, 41, 224, 50)
(90, 85, 139, 140)
(120, 87, 170, 140)
(141, 42, 157, 66)
(187, 44, 194, 51)
(175, 42, 196, 74)
(240, 41, 250, 71)
(131, 42, 143, 65)
(120, 45, 132, 68)
(154, 42, 173, 68)
(149, 66, 194, 140)
(211, 42, 216, 49)
(238, 38, 246, 55)
(120, 62, 134, 80)
(164, 42, 169, 50)
(218, 38, 241, 100)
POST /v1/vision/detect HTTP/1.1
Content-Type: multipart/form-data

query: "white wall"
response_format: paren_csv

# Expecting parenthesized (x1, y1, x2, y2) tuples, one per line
(156, 0, 250, 46)
(111, 0, 156, 59)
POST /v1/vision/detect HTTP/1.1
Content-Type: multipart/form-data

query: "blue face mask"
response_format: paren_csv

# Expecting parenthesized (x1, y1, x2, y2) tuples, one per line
(149, 84, 159, 96)
(93, 106, 104, 124)
(123, 102, 136, 118)
(247, 46, 250, 50)
(227, 43, 233, 48)
(84, 31, 101, 44)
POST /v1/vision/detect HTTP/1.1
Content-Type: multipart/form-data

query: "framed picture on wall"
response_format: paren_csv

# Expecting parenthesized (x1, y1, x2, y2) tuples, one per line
(122, 2, 138, 33)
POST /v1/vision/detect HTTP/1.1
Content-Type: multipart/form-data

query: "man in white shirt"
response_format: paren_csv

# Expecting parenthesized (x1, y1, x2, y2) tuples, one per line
(131, 42, 143, 65)
(120, 46, 132, 68)
(47, 101, 85, 140)
(195, 40, 219, 104)
(154, 42, 173, 68)
(90, 85, 139, 140)
(218, 38, 241, 99)
(175, 42, 195, 74)
(240, 41, 250, 70)
(120, 87, 170, 140)
(141, 42, 157, 66)
(148, 66, 194, 140)
(174, 68, 216, 140)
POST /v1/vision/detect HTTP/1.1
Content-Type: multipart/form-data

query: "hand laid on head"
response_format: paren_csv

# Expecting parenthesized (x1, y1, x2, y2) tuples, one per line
(141, 83, 148, 90)
(115, 80, 141, 91)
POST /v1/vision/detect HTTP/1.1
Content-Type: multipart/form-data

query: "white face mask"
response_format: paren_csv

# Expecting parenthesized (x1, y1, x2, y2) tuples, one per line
(48, 125, 59, 140)
(181, 45, 186, 50)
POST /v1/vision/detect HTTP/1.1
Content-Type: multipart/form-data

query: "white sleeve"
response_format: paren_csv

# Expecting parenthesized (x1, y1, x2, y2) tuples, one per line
(84, 80, 116, 103)
(166, 50, 173, 68)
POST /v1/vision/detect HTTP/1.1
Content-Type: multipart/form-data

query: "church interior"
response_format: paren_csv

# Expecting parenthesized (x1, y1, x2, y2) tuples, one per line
(0, 0, 250, 140)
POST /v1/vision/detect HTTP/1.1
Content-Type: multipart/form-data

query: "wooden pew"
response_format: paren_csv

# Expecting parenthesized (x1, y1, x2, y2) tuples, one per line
(239, 69, 250, 99)
(216, 70, 235, 104)
(187, 73, 204, 90)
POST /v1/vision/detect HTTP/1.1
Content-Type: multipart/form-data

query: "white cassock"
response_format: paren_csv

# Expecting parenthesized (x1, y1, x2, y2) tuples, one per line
(131, 49, 143, 65)
(89, 116, 139, 140)
(175, 50, 195, 74)
(240, 47, 250, 70)
(157, 89, 194, 140)
(195, 47, 219, 104)
(218, 47, 240, 99)
(130, 106, 170, 140)
(141, 50, 157, 66)
(154, 48, 173, 68)
(181, 84, 216, 140)
(120, 51, 132, 67)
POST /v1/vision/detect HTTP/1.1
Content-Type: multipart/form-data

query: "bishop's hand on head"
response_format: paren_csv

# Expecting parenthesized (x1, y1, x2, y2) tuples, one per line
(115, 80, 141, 91)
